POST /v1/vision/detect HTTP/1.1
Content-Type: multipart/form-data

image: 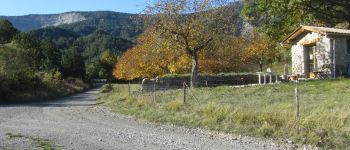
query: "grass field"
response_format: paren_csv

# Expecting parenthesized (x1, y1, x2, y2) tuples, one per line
(99, 79, 350, 149)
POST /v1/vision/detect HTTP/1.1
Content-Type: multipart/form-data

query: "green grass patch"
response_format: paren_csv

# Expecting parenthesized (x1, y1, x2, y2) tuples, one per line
(164, 100, 183, 112)
(98, 79, 350, 149)
(6, 133, 60, 150)
(6, 132, 25, 138)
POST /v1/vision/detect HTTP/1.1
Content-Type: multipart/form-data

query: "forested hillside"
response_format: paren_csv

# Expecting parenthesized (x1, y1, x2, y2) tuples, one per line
(29, 12, 142, 77)
(0, 12, 135, 102)
(0, 20, 90, 103)
(1, 11, 142, 79)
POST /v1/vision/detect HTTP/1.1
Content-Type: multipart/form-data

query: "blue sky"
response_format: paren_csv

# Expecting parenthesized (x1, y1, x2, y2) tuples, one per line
(0, 0, 151, 16)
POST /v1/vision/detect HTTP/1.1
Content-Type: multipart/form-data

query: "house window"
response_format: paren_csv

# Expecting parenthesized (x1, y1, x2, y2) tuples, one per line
(347, 39, 350, 54)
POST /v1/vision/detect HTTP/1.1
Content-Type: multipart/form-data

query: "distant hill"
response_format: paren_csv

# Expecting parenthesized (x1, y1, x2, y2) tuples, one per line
(27, 11, 141, 56)
(0, 11, 143, 77)
(0, 1, 250, 39)
(0, 11, 142, 40)
(0, 1, 252, 64)
(0, 12, 86, 31)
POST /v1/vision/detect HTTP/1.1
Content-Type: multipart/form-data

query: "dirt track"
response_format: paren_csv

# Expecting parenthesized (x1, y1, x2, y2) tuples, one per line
(0, 88, 302, 150)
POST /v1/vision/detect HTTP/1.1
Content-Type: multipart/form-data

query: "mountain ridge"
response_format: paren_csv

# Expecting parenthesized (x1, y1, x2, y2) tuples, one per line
(0, 11, 140, 32)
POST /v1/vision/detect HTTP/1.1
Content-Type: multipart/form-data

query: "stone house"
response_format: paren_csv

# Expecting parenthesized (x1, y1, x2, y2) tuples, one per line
(282, 26, 350, 78)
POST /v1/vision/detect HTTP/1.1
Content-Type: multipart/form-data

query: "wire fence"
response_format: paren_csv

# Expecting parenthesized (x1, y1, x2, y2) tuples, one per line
(126, 75, 303, 117)
(129, 77, 282, 104)
(129, 82, 201, 105)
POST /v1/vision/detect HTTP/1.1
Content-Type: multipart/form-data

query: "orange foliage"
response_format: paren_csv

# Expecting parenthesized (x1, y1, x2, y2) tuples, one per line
(114, 30, 277, 80)
(113, 29, 191, 80)
(199, 37, 247, 73)
(240, 33, 276, 71)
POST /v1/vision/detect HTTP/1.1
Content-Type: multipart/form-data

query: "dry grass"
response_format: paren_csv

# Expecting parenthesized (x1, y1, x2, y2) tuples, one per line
(99, 79, 350, 149)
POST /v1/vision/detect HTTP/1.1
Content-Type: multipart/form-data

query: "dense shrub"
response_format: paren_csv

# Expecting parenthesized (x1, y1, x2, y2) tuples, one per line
(100, 84, 113, 93)
(0, 71, 90, 104)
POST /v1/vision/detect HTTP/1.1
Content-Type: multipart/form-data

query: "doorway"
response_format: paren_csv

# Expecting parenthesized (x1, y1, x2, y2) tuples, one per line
(305, 45, 317, 78)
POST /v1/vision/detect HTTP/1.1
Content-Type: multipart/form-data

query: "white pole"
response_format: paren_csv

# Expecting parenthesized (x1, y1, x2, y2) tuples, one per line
(269, 73, 272, 84)
(275, 75, 279, 83)
(258, 73, 262, 85)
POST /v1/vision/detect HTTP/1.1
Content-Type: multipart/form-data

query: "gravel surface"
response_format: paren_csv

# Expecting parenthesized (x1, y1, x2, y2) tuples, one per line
(0, 88, 312, 150)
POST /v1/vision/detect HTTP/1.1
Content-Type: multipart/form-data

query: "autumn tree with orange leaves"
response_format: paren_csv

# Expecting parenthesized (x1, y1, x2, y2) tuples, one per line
(113, 28, 191, 80)
(143, 0, 237, 87)
(240, 33, 276, 72)
(113, 29, 250, 80)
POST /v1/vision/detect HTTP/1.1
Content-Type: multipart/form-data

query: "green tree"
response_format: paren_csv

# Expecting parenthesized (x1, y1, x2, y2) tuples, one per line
(13, 32, 42, 70)
(0, 19, 18, 44)
(297, 0, 350, 26)
(243, 0, 350, 41)
(61, 47, 86, 78)
(0, 45, 35, 81)
(85, 62, 101, 80)
(99, 50, 118, 81)
(40, 38, 62, 71)
(13, 33, 62, 71)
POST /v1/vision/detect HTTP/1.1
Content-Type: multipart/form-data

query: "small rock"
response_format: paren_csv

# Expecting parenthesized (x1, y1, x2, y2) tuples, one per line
(98, 138, 102, 142)
(302, 137, 307, 144)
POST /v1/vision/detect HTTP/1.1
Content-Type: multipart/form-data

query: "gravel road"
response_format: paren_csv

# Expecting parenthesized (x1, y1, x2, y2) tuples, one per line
(0, 88, 306, 150)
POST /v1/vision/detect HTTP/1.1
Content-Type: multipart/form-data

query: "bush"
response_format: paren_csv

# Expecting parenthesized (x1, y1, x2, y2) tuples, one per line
(0, 79, 13, 102)
(100, 84, 113, 93)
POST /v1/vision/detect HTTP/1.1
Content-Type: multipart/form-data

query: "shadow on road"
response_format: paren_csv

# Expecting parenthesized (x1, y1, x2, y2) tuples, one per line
(0, 88, 101, 108)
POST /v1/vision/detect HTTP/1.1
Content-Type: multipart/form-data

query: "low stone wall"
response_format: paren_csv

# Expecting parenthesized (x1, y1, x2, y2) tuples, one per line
(141, 74, 279, 92)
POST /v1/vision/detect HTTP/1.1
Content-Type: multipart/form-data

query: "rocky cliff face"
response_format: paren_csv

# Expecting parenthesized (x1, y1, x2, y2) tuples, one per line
(0, 12, 86, 31)
(42, 12, 86, 27)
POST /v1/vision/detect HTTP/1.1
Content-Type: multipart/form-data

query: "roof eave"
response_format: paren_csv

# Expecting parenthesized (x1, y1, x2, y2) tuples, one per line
(281, 26, 326, 45)
(325, 33, 350, 37)
(281, 26, 303, 44)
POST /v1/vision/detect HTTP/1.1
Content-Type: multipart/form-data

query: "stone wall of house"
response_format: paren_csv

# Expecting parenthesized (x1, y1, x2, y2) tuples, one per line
(316, 36, 332, 74)
(291, 42, 304, 75)
(334, 37, 350, 75)
(291, 32, 332, 76)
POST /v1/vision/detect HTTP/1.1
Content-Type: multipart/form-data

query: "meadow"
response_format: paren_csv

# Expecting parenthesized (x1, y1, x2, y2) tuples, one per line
(99, 79, 350, 149)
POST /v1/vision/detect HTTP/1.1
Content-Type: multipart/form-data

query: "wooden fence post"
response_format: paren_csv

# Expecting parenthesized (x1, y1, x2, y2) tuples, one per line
(183, 82, 186, 103)
(153, 82, 156, 102)
(295, 87, 300, 118)
(128, 81, 131, 97)
(284, 64, 288, 81)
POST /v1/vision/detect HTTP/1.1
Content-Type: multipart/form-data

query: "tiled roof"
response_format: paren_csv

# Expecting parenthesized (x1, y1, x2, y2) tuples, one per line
(282, 26, 350, 44)
(304, 26, 350, 34)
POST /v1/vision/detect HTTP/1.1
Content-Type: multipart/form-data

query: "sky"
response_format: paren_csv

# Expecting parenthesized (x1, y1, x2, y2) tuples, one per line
(0, 0, 151, 16)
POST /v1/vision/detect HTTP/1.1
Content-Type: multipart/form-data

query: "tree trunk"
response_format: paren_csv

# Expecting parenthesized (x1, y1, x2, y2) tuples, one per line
(190, 53, 198, 88)
(259, 60, 263, 72)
